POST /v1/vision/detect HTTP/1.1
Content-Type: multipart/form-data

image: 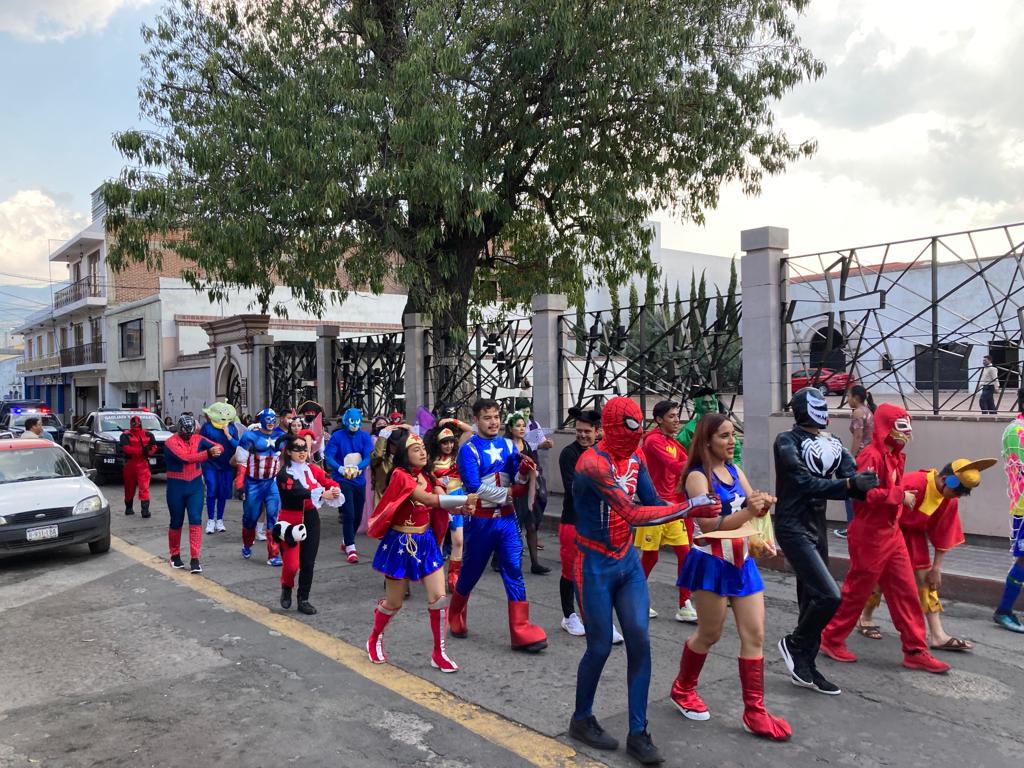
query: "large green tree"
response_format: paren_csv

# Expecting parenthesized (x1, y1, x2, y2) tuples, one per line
(104, 0, 823, 357)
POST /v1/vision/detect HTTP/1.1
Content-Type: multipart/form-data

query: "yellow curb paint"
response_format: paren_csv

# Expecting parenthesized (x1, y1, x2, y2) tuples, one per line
(111, 537, 604, 768)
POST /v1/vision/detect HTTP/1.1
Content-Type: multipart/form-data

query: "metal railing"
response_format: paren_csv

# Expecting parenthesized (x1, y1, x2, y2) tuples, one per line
(16, 354, 61, 373)
(333, 332, 405, 417)
(558, 298, 743, 427)
(54, 275, 103, 309)
(59, 341, 105, 367)
(265, 342, 317, 411)
(424, 318, 533, 413)
(781, 222, 1024, 414)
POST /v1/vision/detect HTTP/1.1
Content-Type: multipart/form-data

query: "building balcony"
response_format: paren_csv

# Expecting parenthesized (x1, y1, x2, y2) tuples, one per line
(53, 275, 106, 317)
(60, 341, 105, 368)
(16, 354, 61, 374)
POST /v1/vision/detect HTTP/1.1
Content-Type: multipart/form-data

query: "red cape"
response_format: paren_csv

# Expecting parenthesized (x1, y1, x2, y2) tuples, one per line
(367, 468, 448, 543)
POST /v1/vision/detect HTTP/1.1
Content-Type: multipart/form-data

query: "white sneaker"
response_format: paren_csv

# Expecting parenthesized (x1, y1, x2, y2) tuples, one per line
(611, 625, 624, 645)
(205, 520, 215, 534)
(560, 613, 586, 636)
(256, 522, 267, 541)
(675, 600, 698, 623)
(649, 606, 659, 619)
(215, 519, 226, 532)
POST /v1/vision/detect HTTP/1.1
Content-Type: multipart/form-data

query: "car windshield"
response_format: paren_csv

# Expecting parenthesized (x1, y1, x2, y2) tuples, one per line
(10, 414, 62, 429)
(0, 446, 81, 484)
(99, 413, 163, 432)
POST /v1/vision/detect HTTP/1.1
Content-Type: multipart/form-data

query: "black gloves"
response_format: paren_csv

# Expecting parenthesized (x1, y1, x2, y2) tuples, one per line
(848, 471, 879, 499)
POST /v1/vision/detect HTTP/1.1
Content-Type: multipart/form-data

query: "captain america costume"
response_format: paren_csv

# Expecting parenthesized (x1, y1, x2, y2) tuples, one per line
(448, 430, 547, 652)
(568, 397, 719, 754)
(234, 410, 286, 562)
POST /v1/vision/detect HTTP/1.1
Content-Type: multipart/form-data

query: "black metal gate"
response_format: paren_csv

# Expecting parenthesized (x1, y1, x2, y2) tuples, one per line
(332, 332, 405, 417)
(265, 342, 317, 411)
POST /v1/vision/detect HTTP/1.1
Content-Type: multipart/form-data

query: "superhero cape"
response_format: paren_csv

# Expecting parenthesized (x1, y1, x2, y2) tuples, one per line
(367, 468, 448, 544)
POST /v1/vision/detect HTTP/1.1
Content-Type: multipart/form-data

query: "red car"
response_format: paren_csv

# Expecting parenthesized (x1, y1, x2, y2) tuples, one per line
(791, 368, 854, 395)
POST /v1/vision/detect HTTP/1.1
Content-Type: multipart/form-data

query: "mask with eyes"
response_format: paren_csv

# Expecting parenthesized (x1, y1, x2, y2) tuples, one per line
(342, 408, 363, 433)
(600, 397, 645, 461)
(791, 387, 829, 430)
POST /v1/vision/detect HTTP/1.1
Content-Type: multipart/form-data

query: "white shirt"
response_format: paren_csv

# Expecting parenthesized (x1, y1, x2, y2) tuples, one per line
(980, 364, 999, 387)
(20, 430, 49, 440)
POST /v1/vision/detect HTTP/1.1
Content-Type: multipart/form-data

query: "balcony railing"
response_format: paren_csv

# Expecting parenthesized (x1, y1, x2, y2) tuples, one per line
(54, 275, 103, 309)
(60, 341, 105, 367)
(16, 354, 61, 373)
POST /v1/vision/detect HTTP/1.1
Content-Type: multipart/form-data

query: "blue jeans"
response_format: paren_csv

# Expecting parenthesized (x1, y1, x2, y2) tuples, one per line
(454, 514, 526, 602)
(339, 480, 366, 547)
(574, 546, 651, 735)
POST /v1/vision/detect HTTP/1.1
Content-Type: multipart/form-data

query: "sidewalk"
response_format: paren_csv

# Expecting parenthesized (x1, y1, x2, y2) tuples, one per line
(542, 493, 1014, 608)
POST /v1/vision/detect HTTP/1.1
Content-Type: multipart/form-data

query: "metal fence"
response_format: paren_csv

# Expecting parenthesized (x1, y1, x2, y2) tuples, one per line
(265, 341, 317, 411)
(424, 318, 533, 413)
(782, 222, 1024, 414)
(333, 332, 405, 417)
(558, 298, 743, 427)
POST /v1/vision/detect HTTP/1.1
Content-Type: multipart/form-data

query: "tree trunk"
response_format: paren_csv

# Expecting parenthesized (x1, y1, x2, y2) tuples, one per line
(424, 242, 479, 410)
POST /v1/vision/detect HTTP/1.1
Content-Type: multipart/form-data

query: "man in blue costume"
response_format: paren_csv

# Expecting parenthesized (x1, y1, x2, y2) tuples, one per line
(324, 407, 375, 563)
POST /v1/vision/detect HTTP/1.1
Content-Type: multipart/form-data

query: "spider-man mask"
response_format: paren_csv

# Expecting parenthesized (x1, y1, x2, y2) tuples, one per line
(600, 397, 644, 461)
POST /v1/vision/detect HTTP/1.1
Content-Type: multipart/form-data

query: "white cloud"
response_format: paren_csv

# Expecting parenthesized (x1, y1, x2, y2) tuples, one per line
(0, 190, 86, 281)
(0, 0, 155, 42)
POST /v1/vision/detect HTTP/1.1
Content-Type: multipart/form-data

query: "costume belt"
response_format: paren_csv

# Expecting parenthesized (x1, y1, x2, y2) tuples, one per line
(391, 524, 429, 534)
(472, 505, 515, 519)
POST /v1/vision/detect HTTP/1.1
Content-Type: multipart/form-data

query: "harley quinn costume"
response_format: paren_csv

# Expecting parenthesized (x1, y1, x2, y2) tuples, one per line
(567, 397, 719, 763)
(200, 402, 240, 533)
(120, 415, 157, 517)
(448, 416, 546, 653)
(275, 444, 343, 614)
(235, 408, 285, 565)
(165, 414, 221, 574)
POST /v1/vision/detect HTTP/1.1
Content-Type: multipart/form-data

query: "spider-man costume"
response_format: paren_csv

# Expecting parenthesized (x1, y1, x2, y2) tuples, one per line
(570, 397, 719, 746)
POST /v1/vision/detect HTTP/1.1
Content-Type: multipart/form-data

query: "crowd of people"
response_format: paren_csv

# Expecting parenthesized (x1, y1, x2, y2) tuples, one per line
(121, 385, 1024, 766)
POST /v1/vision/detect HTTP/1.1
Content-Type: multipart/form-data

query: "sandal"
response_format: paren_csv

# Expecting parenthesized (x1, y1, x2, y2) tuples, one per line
(856, 623, 883, 640)
(930, 636, 973, 652)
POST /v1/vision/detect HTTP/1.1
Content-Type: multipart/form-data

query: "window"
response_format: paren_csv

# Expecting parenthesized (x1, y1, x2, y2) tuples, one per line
(914, 343, 969, 391)
(119, 319, 144, 359)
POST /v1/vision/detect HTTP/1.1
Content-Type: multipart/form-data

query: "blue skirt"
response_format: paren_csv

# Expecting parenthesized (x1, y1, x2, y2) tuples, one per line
(677, 548, 764, 597)
(449, 513, 464, 530)
(373, 528, 445, 581)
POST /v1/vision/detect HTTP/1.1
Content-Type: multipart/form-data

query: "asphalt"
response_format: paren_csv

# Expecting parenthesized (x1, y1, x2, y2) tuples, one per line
(1, 479, 1023, 768)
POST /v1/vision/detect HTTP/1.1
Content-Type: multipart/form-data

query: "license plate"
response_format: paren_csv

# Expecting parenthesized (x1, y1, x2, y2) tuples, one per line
(26, 525, 58, 542)
(149, 458, 157, 465)
(103, 458, 116, 464)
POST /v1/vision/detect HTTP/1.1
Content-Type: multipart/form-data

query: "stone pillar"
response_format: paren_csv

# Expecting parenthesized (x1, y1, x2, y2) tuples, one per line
(740, 226, 788, 492)
(316, 324, 340, 417)
(530, 293, 568, 433)
(250, 333, 274, 411)
(403, 314, 431, 420)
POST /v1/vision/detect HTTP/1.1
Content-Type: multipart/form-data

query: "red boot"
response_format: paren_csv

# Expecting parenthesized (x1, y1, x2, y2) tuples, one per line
(429, 604, 458, 673)
(670, 641, 710, 721)
(447, 558, 461, 595)
(449, 590, 469, 638)
(366, 600, 398, 664)
(508, 600, 547, 652)
(738, 657, 792, 741)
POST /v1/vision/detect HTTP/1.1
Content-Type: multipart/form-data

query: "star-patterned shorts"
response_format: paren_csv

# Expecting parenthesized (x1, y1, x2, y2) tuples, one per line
(373, 527, 445, 581)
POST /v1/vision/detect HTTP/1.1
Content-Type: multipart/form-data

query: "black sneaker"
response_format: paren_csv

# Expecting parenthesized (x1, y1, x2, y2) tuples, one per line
(626, 730, 664, 765)
(810, 669, 842, 695)
(297, 600, 317, 615)
(280, 587, 293, 610)
(531, 563, 552, 575)
(190, 559, 203, 574)
(169, 555, 185, 569)
(568, 715, 619, 751)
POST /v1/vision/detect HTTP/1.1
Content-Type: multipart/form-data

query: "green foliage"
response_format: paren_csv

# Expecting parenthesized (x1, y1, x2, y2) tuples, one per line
(104, 0, 823, 340)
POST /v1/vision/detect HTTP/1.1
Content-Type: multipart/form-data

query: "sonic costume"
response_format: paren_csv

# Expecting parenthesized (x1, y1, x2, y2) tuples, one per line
(448, 429, 547, 652)
(200, 402, 240, 529)
(568, 397, 719, 756)
(234, 408, 286, 564)
(996, 412, 1024, 631)
(324, 407, 375, 552)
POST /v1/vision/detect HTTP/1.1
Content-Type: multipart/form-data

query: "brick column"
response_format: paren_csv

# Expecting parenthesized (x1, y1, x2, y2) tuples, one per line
(250, 333, 274, 411)
(530, 293, 568, 433)
(403, 314, 431, 420)
(316, 324, 340, 417)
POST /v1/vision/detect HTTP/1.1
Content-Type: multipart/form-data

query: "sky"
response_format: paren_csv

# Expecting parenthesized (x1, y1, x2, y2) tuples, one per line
(0, 0, 1022, 326)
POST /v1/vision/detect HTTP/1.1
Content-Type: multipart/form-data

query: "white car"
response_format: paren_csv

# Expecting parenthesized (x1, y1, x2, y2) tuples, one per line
(0, 438, 111, 558)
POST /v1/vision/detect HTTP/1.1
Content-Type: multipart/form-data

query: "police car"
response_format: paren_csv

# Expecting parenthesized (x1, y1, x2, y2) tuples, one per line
(0, 438, 111, 558)
(0, 402, 65, 444)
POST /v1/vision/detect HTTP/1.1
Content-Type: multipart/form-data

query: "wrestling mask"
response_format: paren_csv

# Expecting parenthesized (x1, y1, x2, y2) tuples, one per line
(257, 408, 278, 432)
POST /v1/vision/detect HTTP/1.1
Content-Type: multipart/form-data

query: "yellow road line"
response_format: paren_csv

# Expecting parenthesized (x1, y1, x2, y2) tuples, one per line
(111, 537, 604, 768)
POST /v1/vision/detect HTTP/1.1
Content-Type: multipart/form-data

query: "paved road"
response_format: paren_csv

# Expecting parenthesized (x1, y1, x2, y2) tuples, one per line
(1, 480, 1023, 768)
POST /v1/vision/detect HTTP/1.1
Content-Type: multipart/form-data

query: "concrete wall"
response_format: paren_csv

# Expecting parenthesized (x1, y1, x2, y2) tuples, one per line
(767, 412, 1011, 538)
(164, 365, 215, 419)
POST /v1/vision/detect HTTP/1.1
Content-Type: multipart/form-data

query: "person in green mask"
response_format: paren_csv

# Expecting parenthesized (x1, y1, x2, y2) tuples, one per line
(678, 387, 742, 467)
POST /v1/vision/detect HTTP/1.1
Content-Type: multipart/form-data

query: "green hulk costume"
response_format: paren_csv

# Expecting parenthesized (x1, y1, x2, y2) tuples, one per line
(676, 389, 742, 468)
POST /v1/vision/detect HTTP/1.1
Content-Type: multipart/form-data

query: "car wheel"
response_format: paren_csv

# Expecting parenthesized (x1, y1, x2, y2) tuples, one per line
(817, 384, 829, 396)
(89, 530, 111, 554)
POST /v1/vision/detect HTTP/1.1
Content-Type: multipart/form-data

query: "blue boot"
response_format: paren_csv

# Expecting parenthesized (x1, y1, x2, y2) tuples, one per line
(993, 611, 1024, 633)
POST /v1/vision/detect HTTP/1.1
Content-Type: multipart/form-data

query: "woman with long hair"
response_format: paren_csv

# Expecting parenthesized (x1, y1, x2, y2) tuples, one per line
(425, 419, 473, 592)
(505, 411, 550, 574)
(836, 385, 875, 541)
(275, 437, 343, 614)
(365, 432, 477, 672)
(669, 413, 792, 741)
